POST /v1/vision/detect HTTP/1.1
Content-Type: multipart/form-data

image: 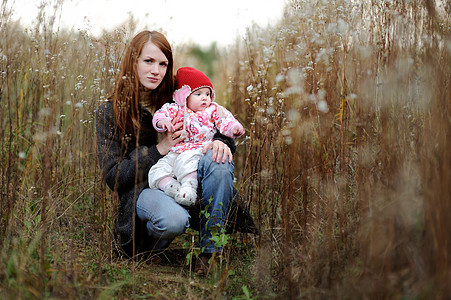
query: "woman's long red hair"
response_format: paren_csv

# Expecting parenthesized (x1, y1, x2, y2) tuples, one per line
(110, 31, 174, 138)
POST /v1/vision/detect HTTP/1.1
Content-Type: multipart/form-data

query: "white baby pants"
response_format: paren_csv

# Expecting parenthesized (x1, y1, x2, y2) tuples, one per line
(148, 149, 203, 189)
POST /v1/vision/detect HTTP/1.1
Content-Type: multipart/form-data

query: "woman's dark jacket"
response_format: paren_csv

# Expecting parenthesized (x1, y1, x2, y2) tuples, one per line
(95, 101, 257, 255)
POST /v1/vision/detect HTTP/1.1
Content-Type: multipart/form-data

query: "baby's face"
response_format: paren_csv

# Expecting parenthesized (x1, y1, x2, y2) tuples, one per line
(186, 87, 212, 112)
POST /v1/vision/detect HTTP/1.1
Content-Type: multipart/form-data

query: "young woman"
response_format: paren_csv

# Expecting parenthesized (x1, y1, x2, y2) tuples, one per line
(95, 31, 255, 274)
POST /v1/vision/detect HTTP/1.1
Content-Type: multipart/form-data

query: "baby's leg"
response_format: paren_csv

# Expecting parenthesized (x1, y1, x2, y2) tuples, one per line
(158, 176, 181, 199)
(148, 152, 177, 190)
(175, 171, 198, 206)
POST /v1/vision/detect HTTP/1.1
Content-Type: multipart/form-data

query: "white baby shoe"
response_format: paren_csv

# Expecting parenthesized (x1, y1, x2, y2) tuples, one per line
(175, 177, 198, 206)
(164, 179, 181, 199)
(175, 186, 197, 206)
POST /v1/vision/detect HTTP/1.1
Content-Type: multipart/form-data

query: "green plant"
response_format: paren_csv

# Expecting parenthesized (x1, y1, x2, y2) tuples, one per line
(182, 198, 232, 275)
(200, 199, 231, 253)
(181, 227, 201, 270)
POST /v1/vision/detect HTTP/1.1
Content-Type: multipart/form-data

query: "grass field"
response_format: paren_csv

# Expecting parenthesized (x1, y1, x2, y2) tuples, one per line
(1, 0, 450, 299)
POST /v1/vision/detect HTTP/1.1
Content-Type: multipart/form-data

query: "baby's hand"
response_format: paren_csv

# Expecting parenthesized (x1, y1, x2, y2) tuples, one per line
(232, 124, 245, 137)
(157, 119, 175, 132)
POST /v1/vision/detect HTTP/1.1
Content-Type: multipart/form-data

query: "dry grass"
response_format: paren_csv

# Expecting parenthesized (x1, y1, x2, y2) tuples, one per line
(1, 0, 450, 299)
(219, 0, 450, 298)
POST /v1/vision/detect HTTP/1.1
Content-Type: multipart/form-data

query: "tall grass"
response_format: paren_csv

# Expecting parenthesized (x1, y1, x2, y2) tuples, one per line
(1, 0, 449, 298)
(0, 1, 128, 297)
(220, 0, 450, 298)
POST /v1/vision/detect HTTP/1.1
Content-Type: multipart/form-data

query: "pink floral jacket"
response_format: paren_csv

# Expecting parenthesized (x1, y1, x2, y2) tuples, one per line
(152, 102, 242, 153)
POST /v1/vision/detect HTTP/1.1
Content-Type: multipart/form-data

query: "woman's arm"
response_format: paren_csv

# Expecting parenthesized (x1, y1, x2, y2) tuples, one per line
(202, 132, 236, 164)
(95, 102, 163, 192)
(212, 132, 236, 154)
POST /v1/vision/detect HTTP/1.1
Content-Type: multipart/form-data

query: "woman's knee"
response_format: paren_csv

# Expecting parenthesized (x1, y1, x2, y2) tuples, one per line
(198, 150, 234, 177)
(137, 189, 190, 239)
(157, 208, 190, 239)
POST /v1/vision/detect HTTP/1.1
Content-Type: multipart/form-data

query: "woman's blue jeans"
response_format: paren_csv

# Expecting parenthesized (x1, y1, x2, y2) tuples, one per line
(136, 149, 234, 253)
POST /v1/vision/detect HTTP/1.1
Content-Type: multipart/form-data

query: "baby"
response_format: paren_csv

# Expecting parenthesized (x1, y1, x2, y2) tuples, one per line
(148, 67, 245, 206)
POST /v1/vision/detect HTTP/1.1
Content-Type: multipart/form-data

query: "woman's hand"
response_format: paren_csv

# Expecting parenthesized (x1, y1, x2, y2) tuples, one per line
(156, 119, 185, 155)
(202, 140, 233, 163)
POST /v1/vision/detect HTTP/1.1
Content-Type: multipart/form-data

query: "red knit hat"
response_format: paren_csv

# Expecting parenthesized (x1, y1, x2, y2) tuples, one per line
(173, 67, 215, 106)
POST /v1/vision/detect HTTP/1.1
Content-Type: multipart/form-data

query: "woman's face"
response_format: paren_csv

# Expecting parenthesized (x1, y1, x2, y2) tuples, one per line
(137, 41, 168, 90)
